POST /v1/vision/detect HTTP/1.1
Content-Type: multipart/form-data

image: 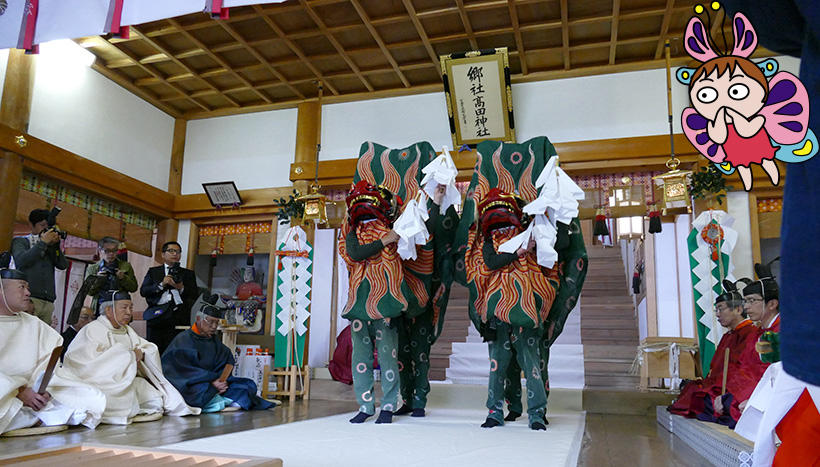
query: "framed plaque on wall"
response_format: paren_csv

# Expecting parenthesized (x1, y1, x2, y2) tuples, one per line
(440, 47, 515, 147)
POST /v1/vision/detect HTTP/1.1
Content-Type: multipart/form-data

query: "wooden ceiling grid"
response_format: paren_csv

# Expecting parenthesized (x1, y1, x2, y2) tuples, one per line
(75, 0, 773, 119)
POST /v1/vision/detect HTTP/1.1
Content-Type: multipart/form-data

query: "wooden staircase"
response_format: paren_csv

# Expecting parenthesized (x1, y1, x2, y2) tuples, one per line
(429, 283, 470, 381)
(581, 245, 640, 390)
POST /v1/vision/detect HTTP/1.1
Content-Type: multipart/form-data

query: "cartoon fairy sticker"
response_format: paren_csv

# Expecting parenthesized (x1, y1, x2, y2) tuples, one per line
(677, 3, 817, 191)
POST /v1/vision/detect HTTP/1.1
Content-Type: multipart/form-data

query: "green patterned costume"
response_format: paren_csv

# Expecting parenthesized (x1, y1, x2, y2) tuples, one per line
(339, 141, 437, 423)
(397, 205, 459, 414)
(453, 137, 588, 428)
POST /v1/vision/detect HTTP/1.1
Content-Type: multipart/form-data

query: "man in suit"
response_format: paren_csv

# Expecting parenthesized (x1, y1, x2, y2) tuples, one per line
(140, 241, 198, 355)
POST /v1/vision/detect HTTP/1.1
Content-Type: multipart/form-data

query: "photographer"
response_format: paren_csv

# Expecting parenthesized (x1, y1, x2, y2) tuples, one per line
(11, 209, 68, 324)
(85, 237, 138, 315)
(140, 241, 198, 354)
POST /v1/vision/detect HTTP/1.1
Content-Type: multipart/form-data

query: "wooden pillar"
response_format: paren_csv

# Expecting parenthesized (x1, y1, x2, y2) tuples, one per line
(292, 101, 321, 367)
(0, 50, 36, 251)
(154, 118, 187, 261)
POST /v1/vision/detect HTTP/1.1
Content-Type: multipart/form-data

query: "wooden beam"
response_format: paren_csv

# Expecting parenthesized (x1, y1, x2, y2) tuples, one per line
(0, 49, 35, 250)
(609, 0, 621, 65)
(251, 5, 340, 95)
(168, 119, 187, 196)
(508, 0, 528, 74)
(155, 219, 179, 263)
(174, 187, 293, 219)
(655, 0, 676, 59)
(401, 0, 442, 75)
(129, 26, 242, 108)
(300, 0, 375, 92)
(348, 0, 411, 87)
(455, 0, 479, 50)
(560, 0, 570, 70)
(0, 123, 174, 218)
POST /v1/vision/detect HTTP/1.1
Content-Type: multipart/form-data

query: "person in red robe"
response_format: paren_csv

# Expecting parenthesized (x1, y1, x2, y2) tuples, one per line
(668, 279, 768, 427)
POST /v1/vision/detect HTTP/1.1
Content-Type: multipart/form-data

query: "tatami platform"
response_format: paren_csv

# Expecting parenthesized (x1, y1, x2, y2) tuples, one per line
(656, 406, 755, 467)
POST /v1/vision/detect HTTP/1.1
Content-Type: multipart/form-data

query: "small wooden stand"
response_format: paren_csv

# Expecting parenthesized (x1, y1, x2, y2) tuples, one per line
(638, 337, 699, 391)
(219, 324, 243, 350)
(262, 365, 311, 404)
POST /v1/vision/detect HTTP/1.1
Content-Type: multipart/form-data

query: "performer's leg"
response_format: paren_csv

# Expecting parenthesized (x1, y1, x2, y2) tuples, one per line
(350, 319, 376, 422)
(396, 316, 414, 415)
(504, 347, 523, 421)
(3, 408, 40, 433)
(512, 326, 547, 430)
(540, 331, 551, 414)
(484, 323, 513, 427)
(409, 316, 434, 413)
(374, 319, 400, 424)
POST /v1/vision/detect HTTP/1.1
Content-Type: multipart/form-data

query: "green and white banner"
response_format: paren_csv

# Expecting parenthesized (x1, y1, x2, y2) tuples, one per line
(687, 210, 738, 373)
(273, 225, 313, 369)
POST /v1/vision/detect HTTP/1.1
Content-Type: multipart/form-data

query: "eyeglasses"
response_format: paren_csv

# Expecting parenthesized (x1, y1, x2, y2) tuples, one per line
(102, 248, 118, 254)
(164, 249, 181, 254)
(743, 297, 764, 305)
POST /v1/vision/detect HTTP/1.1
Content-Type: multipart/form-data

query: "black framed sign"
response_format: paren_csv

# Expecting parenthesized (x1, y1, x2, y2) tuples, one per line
(202, 181, 242, 207)
(440, 47, 515, 147)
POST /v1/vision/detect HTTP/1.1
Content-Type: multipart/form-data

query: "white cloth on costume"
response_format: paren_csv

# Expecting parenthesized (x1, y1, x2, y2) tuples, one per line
(499, 157, 584, 268)
(393, 195, 430, 260)
(63, 316, 200, 424)
(420, 147, 461, 214)
(735, 362, 820, 466)
(0, 312, 105, 434)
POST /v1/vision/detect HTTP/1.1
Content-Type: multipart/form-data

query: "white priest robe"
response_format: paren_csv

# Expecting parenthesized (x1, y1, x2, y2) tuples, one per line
(0, 312, 105, 434)
(63, 316, 200, 424)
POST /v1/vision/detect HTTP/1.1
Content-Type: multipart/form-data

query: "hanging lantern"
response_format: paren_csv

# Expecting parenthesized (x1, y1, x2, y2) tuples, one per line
(652, 159, 693, 215)
(298, 184, 329, 226)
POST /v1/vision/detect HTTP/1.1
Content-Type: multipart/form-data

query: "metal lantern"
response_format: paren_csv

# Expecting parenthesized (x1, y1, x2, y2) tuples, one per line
(652, 159, 693, 215)
(298, 184, 328, 225)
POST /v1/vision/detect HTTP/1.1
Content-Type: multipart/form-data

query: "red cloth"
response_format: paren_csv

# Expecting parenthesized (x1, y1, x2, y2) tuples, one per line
(329, 325, 353, 384)
(773, 389, 820, 467)
(762, 315, 780, 333)
(669, 320, 769, 421)
(723, 124, 778, 167)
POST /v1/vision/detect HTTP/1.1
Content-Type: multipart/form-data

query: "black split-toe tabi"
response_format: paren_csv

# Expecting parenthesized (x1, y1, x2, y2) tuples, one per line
(504, 411, 521, 422)
(481, 417, 502, 428)
(530, 421, 547, 431)
(349, 411, 372, 424)
(394, 405, 412, 416)
(411, 408, 425, 417)
(375, 410, 393, 424)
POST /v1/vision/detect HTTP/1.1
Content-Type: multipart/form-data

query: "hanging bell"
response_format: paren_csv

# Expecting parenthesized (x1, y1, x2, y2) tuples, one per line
(648, 204, 662, 234)
(593, 208, 610, 236)
(246, 247, 255, 266)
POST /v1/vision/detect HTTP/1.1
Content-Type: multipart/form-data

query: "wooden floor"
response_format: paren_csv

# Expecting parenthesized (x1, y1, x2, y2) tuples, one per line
(2, 397, 711, 466)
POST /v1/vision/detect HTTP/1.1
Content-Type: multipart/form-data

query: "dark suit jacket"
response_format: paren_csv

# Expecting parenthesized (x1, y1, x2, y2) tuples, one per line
(140, 264, 198, 327)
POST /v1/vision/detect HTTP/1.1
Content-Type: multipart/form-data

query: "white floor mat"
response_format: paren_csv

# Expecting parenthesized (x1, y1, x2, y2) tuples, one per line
(162, 386, 585, 467)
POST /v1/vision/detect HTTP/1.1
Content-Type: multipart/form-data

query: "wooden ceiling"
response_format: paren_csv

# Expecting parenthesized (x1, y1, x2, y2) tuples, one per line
(76, 0, 770, 120)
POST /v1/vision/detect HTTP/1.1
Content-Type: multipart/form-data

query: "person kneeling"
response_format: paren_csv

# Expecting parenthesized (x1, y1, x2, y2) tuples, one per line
(162, 295, 275, 412)
(0, 261, 105, 435)
(63, 291, 199, 424)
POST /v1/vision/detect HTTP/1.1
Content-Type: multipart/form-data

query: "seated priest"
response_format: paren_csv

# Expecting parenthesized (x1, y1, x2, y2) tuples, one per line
(668, 279, 768, 427)
(60, 306, 93, 360)
(0, 258, 105, 435)
(743, 262, 780, 333)
(63, 291, 200, 424)
(161, 295, 275, 412)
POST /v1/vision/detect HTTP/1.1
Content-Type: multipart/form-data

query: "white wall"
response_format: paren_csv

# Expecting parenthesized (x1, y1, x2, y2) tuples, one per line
(28, 50, 175, 190)
(654, 221, 681, 337)
(0, 49, 9, 105)
(177, 219, 192, 269)
(182, 108, 297, 194)
(727, 191, 754, 280)
(675, 215, 695, 338)
(308, 228, 335, 368)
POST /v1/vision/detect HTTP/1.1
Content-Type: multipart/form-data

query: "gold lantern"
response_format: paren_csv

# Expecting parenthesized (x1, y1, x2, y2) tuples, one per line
(652, 39, 693, 215)
(653, 158, 693, 214)
(298, 184, 328, 225)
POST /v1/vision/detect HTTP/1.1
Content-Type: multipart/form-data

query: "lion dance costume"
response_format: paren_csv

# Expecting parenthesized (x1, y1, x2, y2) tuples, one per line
(453, 137, 587, 429)
(339, 141, 455, 423)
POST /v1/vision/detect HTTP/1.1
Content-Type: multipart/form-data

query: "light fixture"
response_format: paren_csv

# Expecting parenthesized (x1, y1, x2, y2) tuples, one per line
(653, 39, 692, 215)
(297, 81, 329, 225)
